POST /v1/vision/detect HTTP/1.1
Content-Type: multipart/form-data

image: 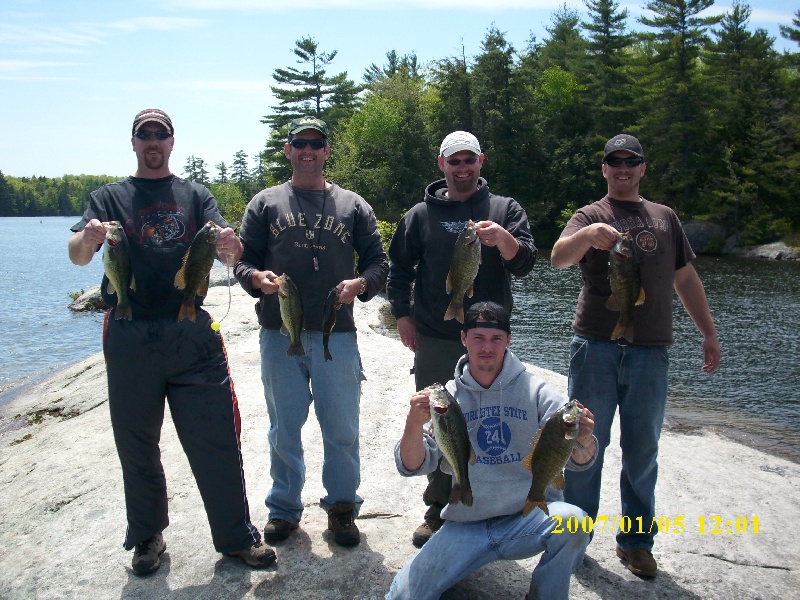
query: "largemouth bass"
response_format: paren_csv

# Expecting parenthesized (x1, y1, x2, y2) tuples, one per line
(174, 221, 221, 322)
(428, 383, 476, 507)
(276, 273, 304, 356)
(102, 221, 136, 321)
(521, 399, 583, 516)
(444, 220, 481, 323)
(322, 286, 342, 361)
(606, 232, 645, 343)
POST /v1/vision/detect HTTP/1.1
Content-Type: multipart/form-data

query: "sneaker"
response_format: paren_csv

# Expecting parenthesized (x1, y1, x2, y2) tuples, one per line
(616, 545, 658, 578)
(327, 502, 361, 547)
(412, 516, 444, 548)
(227, 541, 277, 568)
(263, 518, 298, 543)
(131, 533, 166, 576)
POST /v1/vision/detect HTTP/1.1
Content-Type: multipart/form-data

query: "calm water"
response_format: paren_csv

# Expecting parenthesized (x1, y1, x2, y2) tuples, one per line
(0, 217, 105, 392)
(510, 252, 800, 461)
(3, 218, 799, 461)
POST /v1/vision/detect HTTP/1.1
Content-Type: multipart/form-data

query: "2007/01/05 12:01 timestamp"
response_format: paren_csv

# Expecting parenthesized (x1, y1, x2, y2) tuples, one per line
(551, 515, 761, 535)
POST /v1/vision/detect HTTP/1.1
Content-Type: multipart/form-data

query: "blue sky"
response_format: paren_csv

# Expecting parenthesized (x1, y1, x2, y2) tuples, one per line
(2, 0, 796, 180)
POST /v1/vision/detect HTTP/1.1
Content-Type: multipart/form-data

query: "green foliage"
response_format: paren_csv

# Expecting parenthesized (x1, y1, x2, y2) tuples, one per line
(209, 182, 248, 227)
(377, 219, 398, 255)
(3, 174, 122, 216)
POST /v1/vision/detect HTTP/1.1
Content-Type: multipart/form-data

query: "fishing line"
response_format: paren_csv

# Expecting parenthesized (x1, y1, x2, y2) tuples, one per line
(210, 258, 232, 332)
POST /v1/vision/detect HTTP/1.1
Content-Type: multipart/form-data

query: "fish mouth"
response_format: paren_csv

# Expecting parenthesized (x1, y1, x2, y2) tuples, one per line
(433, 406, 448, 414)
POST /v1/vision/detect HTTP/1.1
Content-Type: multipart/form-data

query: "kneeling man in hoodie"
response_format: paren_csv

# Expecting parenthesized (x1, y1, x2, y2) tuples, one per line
(387, 301, 597, 600)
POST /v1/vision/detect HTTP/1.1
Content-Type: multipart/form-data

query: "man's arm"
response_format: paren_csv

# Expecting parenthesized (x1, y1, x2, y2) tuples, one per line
(551, 222, 619, 269)
(398, 390, 434, 472)
(68, 219, 106, 266)
(674, 263, 721, 374)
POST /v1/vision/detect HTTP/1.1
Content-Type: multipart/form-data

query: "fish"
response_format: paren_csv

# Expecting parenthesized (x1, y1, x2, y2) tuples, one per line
(606, 232, 645, 343)
(174, 221, 222, 322)
(444, 220, 482, 323)
(276, 273, 304, 356)
(521, 399, 584, 516)
(427, 383, 477, 507)
(102, 221, 136, 321)
(322, 286, 342, 361)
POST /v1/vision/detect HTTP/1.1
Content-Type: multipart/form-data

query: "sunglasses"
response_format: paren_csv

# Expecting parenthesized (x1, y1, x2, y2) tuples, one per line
(290, 139, 327, 150)
(446, 156, 479, 166)
(134, 130, 172, 141)
(604, 156, 643, 168)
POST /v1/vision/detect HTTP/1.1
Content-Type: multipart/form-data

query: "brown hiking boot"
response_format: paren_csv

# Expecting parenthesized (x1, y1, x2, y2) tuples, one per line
(227, 541, 277, 568)
(131, 533, 166, 576)
(263, 518, 298, 543)
(327, 502, 361, 547)
(616, 546, 658, 578)
(412, 516, 444, 548)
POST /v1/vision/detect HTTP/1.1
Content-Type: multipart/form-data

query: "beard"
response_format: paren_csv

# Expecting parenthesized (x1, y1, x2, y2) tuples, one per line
(143, 150, 165, 171)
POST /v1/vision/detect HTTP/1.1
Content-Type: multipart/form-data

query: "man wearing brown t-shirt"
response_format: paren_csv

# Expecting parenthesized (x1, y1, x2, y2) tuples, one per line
(550, 134, 721, 579)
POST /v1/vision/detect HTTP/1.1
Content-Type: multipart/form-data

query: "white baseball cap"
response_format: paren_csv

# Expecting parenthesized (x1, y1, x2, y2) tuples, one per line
(440, 131, 481, 157)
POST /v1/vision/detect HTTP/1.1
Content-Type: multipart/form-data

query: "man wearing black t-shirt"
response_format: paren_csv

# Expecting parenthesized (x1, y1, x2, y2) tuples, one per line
(68, 109, 275, 575)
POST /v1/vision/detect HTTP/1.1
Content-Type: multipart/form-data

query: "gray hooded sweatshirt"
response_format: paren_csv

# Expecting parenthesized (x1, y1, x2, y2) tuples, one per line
(394, 350, 596, 522)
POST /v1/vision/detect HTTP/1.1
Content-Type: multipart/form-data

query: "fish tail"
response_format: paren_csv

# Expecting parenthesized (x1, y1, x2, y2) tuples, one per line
(444, 299, 463, 323)
(177, 302, 196, 322)
(116, 303, 132, 321)
(286, 340, 305, 357)
(523, 498, 549, 517)
(462, 484, 473, 507)
(610, 320, 634, 343)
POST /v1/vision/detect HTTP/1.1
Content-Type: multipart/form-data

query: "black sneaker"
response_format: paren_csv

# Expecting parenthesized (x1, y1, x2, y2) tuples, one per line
(132, 533, 166, 576)
(412, 516, 444, 548)
(227, 541, 277, 568)
(263, 518, 298, 543)
(327, 502, 360, 547)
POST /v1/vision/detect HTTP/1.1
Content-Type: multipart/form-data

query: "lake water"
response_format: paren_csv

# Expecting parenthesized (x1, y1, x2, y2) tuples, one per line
(2, 217, 798, 462)
(0, 217, 105, 393)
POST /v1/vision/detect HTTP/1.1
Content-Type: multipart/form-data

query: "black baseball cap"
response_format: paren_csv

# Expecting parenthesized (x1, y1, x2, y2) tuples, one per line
(603, 134, 644, 161)
(463, 301, 511, 334)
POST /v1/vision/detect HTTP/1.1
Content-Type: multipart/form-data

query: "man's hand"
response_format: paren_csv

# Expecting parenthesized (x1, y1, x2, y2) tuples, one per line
(397, 316, 417, 352)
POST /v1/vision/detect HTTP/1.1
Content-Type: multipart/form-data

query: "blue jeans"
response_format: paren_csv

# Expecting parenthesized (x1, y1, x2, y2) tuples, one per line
(386, 502, 589, 600)
(259, 328, 365, 522)
(563, 335, 669, 551)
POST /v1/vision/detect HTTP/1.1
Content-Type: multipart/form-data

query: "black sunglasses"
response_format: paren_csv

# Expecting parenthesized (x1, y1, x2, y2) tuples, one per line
(134, 130, 172, 141)
(604, 156, 643, 168)
(290, 139, 327, 150)
(446, 156, 479, 166)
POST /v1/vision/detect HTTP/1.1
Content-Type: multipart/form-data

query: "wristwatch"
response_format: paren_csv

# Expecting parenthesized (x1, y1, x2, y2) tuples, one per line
(358, 277, 367, 295)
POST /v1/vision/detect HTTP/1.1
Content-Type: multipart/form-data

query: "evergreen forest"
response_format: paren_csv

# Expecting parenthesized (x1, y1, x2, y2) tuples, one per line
(3, 0, 799, 248)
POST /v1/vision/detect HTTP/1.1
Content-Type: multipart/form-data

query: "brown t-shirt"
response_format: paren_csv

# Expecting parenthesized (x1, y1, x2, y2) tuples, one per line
(560, 195, 695, 345)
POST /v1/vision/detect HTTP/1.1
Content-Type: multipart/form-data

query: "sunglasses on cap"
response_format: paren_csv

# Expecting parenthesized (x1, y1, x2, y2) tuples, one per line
(134, 130, 172, 141)
(289, 139, 327, 150)
(604, 156, 643, 168)
(446, 156, 479, 167)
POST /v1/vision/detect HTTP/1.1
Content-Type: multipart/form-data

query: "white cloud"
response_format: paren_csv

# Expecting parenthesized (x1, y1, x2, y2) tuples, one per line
(107, 17, 210, 32)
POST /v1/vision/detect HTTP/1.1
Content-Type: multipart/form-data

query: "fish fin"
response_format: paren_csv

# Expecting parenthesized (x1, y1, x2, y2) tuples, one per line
(445, 273, 453, 295)
(469, 445, 477, 465)
(448, 483, 462, 505)
(443, 300, 460, 322)
(286, 341, 305, 357)
(462, 485, 474, 507)
(105, 279, 116, 296)
(177, 303, 196, 323)
(174, 251, 190, 289)
(553, 471, 567, 490)
(636, 287, 645, 306)
(466, 284, 474, 299)
(605, 294, 620, 311)
(130, 274, 136, 292)
(523, 499, 549, 517)
(280, 324, 288, 336)
(611, 321, 634, 343)
(115, 304, 132, 321)
(198, 276, 209, 298)
(439, 457, 454, 476)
